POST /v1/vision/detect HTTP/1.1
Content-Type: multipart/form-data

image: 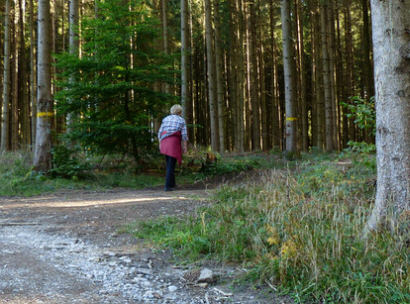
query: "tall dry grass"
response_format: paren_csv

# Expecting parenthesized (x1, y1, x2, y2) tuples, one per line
(134, 156, 410, 303)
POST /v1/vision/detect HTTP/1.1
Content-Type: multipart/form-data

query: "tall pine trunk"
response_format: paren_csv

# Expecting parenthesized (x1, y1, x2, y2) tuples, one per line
(343, 0, 355, 145)
(67, 0, 79, 133)
(30, 0, 37, 147)
(19, 0, 30, 148)
(320, 2, 334, 152)
(361, 0, 374, 144)
(327, 0, 338, 150)
(1, 0, 11, 152)
(205, 0, 219, 151)
(214, 0, 225, 153)
(181, 0, 189, 117)
(281, 0, 298, 154)
(270, 0, 281, 150)
(33, 0, 53, 172)
(312, 0, 324, 150)
(295, 0, 308, 151)
(11, 7, 18, 151)
(161, 0, 171, 94)
(249, 0, 261, 151)
(229, 0, 245, 153)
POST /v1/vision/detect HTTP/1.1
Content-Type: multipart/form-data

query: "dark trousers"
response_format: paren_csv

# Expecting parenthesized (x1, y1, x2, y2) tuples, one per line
(165, 155, 177, 189)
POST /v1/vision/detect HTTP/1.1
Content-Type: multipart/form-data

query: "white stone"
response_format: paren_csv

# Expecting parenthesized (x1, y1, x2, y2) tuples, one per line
(168, 285, 178, 292)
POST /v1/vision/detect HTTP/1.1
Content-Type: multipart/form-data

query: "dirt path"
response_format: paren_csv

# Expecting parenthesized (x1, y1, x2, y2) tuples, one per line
(0, 187, 291, 304)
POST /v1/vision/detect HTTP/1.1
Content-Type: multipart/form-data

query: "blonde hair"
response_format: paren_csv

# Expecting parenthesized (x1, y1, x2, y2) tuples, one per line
(170, 104, 183, 115)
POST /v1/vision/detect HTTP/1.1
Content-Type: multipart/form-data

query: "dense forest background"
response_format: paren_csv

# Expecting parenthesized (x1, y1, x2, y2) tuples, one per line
(0, 0, 375, 161)
(2, 2, 410, 302)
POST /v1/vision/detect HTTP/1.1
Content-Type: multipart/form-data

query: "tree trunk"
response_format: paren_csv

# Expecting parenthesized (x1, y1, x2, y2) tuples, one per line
(365, 0, 410, 234)
(309, 0, 317, 147)
(362, 0, 373, 101)
(33, 0, 53, 172)
(67, 0, 79, 132)
(11, 0, 19, 151)
(30, 0, 37, 147)
(214, 0, 225, 153)
(1, 0, 11, 152)
(181, 0, 189, 117)
(311, 0, 324, 150)
(327, 0, 339, 151)
(161, 0, 171, 95)
(361, 0, 374, 144)
(9, 3, 20, 151)
(334, 1, 344, 150)
(270, 0, 281, 150)
(343, 0, 355, 145)
(257, 0, 267, 151)
(205, 0, 219, 152)
(238, 0, 245, 153)
(245, 3, 252, 151)
(249, 0, 261, 151)
(229, 0, 245, 153)
(19, 0, 30, 148)
(281, 0, 298, 154)
(320, 2, 334, 152)
(295, 0, 308, 151)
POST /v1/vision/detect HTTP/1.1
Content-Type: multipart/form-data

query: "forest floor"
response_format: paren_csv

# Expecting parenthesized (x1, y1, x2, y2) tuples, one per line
(0, 172, 293, 304)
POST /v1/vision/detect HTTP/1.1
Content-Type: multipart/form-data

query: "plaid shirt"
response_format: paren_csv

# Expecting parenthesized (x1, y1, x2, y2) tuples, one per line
(158, 114, 188, 142)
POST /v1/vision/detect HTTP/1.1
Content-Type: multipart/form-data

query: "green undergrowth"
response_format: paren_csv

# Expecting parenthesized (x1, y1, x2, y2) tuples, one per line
(0, 149, 283, 197)
(129, 152, 410, 303)
(0, 151, 165, 197)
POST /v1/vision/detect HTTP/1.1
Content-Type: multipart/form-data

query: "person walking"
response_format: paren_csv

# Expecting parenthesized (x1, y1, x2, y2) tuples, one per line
(158, 105, 188, 191)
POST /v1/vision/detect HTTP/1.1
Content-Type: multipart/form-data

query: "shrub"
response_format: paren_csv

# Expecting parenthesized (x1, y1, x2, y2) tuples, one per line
(341, 96, 376, 136)
(50, 145, 90, 179)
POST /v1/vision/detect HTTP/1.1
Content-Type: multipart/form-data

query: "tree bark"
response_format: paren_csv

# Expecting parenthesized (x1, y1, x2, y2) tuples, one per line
(205, 0, 219, 152)
(67, 0, 79, 132)
(161, 0, 171, 95)
(320, 2, 334, 152)
(11, 6, 18, 151)
(281, 0, 298, 154)
(343, 0, 355, 145)
(214, 0, 225, 153)
(362, 0, 373, 101)
(311, 0, 324, 150)
(295, 0, 308, 151)
(33, 0, 54, 172)
(181, 0, 189, 117)
(361, 0, 374, 144)
(19, 0, 30, 148)
(270, 0, 281, 150)
(249, 0, 261, 151)
(30, 0, 37, 147)
(1, 0, 11, 152)
(334, 2, 344, 150)
(365, 0, 410, 234)
(327, 0, 339, 151)
(229, 0, 245, 153)
(257, 0, 267, 151)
